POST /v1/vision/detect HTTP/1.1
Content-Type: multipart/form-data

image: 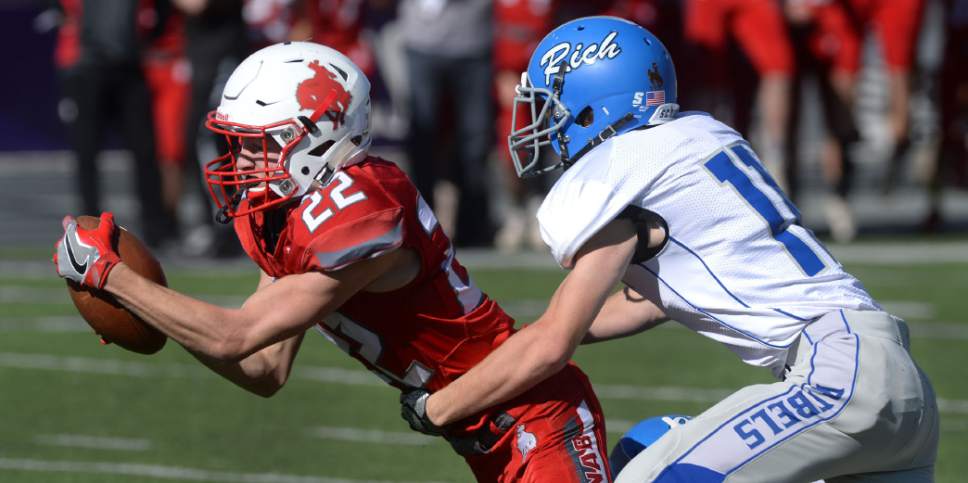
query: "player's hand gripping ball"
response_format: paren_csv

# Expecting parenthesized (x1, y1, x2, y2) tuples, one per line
(54, 213, 167, 354)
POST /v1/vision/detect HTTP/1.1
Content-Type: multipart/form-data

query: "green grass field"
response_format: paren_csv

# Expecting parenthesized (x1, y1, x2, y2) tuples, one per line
(0, 248, 964, 482)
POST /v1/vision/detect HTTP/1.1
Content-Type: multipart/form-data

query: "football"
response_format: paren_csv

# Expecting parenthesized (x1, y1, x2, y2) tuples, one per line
(66, 215, 168, 354)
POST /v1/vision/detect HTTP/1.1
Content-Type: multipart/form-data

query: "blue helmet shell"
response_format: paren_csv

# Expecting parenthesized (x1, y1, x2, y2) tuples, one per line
(515, 16, 678, 173)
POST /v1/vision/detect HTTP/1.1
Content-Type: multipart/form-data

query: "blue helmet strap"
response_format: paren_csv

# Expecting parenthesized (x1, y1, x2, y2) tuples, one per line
(552, 60, 635, 168)
(566, 112, 636, 167)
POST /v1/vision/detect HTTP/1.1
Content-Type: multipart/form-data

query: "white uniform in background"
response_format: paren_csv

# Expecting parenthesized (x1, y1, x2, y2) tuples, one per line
(539, 113, 939, 482)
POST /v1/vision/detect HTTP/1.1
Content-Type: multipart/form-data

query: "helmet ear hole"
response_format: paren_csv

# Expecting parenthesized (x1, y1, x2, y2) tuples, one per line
(297, 115, 321, 135)
(308, 140, 335, 157)
(576, 106, 594, 127)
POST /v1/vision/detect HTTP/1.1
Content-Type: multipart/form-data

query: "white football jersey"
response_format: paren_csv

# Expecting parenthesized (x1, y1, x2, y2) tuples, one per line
(538, 113, 879, 375)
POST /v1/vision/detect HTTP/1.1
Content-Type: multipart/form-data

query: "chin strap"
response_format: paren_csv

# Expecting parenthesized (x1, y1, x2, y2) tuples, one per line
(215, 190, 244, 224)
(565, 112, 636, 167)
(547, 62, 637, 169)
(215, 206, 232, 225)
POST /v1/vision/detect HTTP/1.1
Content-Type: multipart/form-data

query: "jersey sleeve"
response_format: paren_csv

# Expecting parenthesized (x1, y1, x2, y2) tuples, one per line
(302, 206, 405, 271)
(292, 172, 408, 272)
(537, 133, 671, 268)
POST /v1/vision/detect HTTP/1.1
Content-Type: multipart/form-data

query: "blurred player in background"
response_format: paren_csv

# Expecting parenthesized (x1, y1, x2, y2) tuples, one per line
(175, 0, 249, 257)
(399, 0, 495, 247)
(848, 0, 927, 195)
(54, 0, 171, 247)
(681, 0, 794, 191)
(787, 0, 925, 241)
(289, 0, 375, 77)
(784, 0, 863, 242)
(54, 42, 610, 482)
(241, 0, 294, 49)
(492, 0, 555, 252)
(922, 0, 968, 231)
(408, 17, 939, 482)
(143, 0, 191, 244)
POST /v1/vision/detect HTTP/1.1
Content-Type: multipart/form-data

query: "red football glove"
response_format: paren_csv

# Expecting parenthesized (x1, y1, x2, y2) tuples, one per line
(53, 212, 122, 289)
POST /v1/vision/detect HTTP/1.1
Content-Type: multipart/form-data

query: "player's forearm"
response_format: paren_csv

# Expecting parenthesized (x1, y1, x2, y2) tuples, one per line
(188, 334, 305, 397)
(583, 287, 668, 344)
(189, 350, 277, 396)
(428, 220, 638, 426)
(428, 277, 601, 425)
(105, 263, 251, 360)
(426, 322, 571, 426)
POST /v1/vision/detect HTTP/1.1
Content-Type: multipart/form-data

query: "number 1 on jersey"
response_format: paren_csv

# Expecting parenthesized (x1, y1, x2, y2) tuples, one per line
(705, 144, 825, 276)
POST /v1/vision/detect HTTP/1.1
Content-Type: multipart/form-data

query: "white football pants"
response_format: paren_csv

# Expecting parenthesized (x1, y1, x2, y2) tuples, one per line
(615, 309, 939, 483)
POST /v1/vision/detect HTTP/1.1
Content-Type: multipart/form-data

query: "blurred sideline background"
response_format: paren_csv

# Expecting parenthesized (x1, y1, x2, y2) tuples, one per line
(1, 0, 967, 248)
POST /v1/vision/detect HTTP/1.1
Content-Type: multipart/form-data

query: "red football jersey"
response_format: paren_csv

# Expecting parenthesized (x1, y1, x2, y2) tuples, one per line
(235, 157, 516, 393)
(235, 158, 611, 478)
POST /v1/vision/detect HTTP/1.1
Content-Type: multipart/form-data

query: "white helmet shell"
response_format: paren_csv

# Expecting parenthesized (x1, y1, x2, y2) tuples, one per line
(214, 41, 371, 199)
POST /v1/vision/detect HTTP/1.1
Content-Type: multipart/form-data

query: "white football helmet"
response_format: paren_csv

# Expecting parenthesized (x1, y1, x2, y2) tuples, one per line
(204, 41, 371, 218)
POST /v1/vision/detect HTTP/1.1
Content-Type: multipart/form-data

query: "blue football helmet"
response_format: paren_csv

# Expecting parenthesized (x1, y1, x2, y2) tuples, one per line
(609, 414, 691, 476)
(508, 16, 679, 178)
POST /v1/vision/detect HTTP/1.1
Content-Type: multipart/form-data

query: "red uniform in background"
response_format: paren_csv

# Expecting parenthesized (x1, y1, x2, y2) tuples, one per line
(303, 0, 374, 76)
(846, 0, 925, 73)
(683, 0, 793, 76)
(235, 157, 610, 482)
(604, 0, 663, 29)
(799, 0, 861, 76)
(142, 7, 190, 167)
(495, 0, 553, 78)
(55, 0, 81, 69)
(804, 0, 924, 76)
(494, 0, 554, 165)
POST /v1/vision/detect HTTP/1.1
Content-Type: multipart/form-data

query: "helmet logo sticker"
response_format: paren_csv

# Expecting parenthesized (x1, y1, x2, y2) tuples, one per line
(648, 62, 664, 89)
(645, 90, 665, 107)
(539, 31, 621, 84)
(297, 61, 353, 129)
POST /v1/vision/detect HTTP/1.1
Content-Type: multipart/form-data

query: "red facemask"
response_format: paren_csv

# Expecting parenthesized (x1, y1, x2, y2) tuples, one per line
(204, 112, 308, 219)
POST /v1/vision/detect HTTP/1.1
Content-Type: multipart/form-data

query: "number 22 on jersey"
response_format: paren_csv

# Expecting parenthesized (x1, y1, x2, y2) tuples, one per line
(704, 144, 826, 277)
(302, 171, 367, 232)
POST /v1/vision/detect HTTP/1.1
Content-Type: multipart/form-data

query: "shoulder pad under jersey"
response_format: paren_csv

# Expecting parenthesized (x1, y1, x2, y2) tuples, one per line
(292, 170, 406, 271)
